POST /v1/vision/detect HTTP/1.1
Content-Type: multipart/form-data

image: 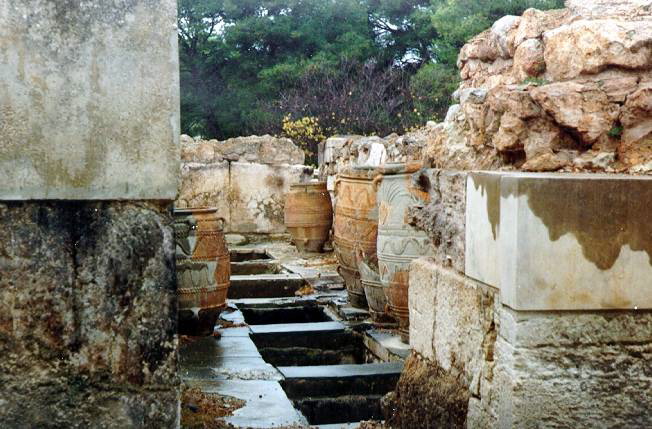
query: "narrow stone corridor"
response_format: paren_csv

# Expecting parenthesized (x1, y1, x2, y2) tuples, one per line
(179, 241, 408, 427)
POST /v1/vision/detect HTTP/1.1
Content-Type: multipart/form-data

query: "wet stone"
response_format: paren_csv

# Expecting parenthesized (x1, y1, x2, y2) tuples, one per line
(186, 379, 307, 428)
(0, 201, 178, 427)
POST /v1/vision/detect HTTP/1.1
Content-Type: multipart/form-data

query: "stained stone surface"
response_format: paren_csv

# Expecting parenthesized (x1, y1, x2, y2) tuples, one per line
(464, 172, 502, 287)
(499, 173, 652, 310)
(464, 172, 652, 309)
(408, 257, 652, 428)
(409, 258, 498, 394)
(177, 156, 313, 234)
(0, 202, 178, 427)
(228, 162, 313, 234)
(476, 307, 652, 428)
(0, 1, 180, 200)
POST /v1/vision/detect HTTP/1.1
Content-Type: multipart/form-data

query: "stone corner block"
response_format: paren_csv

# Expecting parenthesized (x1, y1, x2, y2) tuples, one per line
(500, 172, 652, 311)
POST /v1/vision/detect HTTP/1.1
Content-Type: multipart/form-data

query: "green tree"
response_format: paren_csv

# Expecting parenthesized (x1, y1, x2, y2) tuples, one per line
(178, 0, 565, 139)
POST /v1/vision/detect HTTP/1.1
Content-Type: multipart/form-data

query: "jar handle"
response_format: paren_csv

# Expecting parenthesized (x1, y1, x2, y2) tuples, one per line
(333, 177, 341, 196)
(372, 174, 383, 191)
(216, 217, 226, 230)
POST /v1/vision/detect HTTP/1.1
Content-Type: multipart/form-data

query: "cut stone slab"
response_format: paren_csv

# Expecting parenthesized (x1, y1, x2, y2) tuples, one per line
(210, 358, 282, 381)
(465, 172, 652, 310)
(177, 161, 230, 223)
(186, 379, 308, 428)
(231, 260, 281, 275)
(465, 171, 502, 287)
(364, 330, 410, 361)
(311, 424, 362, 429)
(0, 1, 179, 200)
(250, 322, 357, 352)
(499, 173, 652, 310)
(338, 306, 370, 321)
(181, 357, 281, 381)
(279, 363, 403, 399)
(179, 336, 281, 381)
(219, 327, 252, 337)
(250, 321, 345, 336)
(480, 306, 652, 428)
(180, 336, 260, 364)
(229, 273, 306, 299)
(278, 363, 404, 379)
(232, 296, 318, 308)
(228, 162, 312, 234)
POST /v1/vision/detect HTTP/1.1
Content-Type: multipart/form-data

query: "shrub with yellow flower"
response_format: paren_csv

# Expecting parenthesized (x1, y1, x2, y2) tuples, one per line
(281, 115, 326, 162)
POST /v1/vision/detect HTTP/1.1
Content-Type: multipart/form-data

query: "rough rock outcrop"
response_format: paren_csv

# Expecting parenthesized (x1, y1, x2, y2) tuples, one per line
(0, 202, 178, 427)
(425, 1, 652, 173)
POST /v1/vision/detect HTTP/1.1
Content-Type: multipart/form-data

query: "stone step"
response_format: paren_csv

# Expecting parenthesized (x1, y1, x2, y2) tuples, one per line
(249, 321, 345, 335)
(278, 363, 403, 399)
(229, 273, 306, 299)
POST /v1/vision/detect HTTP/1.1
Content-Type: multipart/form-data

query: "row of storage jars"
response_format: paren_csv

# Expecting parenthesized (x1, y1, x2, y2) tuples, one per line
(333, 162, 432, 343)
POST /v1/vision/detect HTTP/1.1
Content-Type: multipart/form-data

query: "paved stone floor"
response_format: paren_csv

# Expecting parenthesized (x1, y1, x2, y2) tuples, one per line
(180, 239, 409, 428)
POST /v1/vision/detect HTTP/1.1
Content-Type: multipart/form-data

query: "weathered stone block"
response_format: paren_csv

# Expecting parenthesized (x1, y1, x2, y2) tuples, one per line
(0, 1, 180, 200)
(465, 172, 652, 310)
(217, 135, 305, 165)
(484, 307, 652, 428)
(177, 161, 231, 225)
(409, 258, 498, 390)
(465, 172, 502, 286)
(0, 202, 178, 427)
(408, 259, 437, 359)
(407, 169, 467, 273)
(500, 173, 652, 310)
(228, 162, 312, 234)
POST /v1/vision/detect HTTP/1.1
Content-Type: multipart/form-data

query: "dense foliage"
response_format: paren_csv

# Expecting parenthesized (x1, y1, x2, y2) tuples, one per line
(178, 0, 564, 140)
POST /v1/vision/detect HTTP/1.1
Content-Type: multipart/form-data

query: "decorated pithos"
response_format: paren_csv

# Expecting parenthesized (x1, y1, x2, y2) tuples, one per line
(376, 162, 432, 342)
(333, 166, 380, 309)
(173, 207, 230, 336)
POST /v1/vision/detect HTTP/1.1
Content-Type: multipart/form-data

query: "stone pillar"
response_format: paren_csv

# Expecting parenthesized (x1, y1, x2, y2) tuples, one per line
(0, 1, 180, 427)
(464, 172, 652, 427)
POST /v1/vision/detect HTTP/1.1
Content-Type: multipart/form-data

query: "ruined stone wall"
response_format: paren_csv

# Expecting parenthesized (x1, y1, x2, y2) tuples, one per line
(393, 1, 652, 427)
(319, 132, 430, 179)
(0, 1, 180, 426)
(177, 134, 313, 234)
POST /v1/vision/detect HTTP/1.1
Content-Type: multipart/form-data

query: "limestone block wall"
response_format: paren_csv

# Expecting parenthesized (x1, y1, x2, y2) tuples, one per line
(0, 1, 180, 426)
(407, 171, 652, 428)
(398, 2, 652, 425)
(177, 135, 313, 234)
